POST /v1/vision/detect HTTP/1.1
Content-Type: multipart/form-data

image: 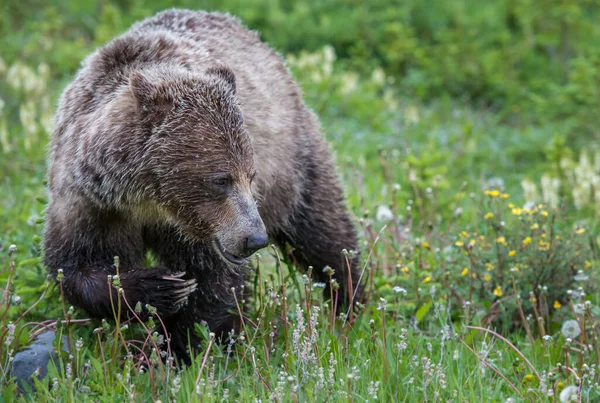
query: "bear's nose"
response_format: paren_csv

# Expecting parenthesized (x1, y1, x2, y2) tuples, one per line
(244, 232, 269, 255)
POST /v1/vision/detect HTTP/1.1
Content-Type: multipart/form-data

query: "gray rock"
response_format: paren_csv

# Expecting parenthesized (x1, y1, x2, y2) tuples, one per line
(11, 330, 69, 394)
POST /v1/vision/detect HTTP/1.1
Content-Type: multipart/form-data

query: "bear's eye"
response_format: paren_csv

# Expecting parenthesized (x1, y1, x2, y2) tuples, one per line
(211, 175, 233, 189)
(249, 171, 257, 183)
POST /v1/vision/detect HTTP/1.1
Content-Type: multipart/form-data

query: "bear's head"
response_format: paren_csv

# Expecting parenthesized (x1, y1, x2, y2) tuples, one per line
(129, 64, 268, 265)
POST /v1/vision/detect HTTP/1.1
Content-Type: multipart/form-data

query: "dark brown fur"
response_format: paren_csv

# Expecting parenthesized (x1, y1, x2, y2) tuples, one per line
(44, 9, 362, 362)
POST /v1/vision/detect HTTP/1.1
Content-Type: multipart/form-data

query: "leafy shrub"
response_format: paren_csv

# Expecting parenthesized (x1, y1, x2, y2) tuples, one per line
(2, 0, 600, 133)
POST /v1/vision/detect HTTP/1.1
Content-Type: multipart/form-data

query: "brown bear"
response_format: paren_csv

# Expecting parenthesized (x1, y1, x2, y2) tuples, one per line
(44, 9, 362, 362)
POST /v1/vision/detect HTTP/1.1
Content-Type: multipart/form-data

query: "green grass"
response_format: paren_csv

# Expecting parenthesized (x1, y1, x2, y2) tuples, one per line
(2, 2, 600, 402)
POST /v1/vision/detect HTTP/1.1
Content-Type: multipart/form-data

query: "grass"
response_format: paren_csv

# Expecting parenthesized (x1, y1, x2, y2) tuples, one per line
(1, 10, 600, 403)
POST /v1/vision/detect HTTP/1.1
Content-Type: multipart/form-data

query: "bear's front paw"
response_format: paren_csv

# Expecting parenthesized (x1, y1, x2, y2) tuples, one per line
(161, 272, 198, 308)
(124, 270, 198, 318)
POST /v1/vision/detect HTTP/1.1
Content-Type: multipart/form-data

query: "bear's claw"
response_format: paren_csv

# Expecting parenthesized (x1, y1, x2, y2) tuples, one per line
(162, 274, 197, 307)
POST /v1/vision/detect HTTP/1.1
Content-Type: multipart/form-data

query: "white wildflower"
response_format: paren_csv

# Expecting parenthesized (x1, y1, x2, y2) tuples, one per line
(376, 205, 394, 222)
(521, 179, 539, 205)
(573, 270, 589, 282)
(340, 72, 358, 95)
(393, 286, 407, 295)
(371, 68, 386, 86)
(541, 174, 560, 208)
(377, 298, 387, 311)
(4, 322, 16, 346)
(368, 380, 380, 399)
(171, 375, 181, 395)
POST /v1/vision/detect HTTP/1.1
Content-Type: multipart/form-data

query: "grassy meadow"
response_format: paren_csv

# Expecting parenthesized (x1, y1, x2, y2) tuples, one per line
(1, 0, 600, 401)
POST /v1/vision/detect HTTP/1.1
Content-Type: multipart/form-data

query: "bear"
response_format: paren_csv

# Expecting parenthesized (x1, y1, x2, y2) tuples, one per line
(43, 9, 362, 362)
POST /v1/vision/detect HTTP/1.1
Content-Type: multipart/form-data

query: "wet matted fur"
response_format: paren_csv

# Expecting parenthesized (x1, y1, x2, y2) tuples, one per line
(44, 9, 362, 362)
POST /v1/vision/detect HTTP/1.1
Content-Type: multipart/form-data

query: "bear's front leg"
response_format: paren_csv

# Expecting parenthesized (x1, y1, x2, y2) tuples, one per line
(49, 263, 197, 322)
(148, 230, 247, 364)
(43, 205, 197, 322)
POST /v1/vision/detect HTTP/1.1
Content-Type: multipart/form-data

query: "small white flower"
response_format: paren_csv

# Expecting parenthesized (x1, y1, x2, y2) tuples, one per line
(408, 170, 418, 183)
(561, 320, 581, 339)
(393, 286, 407, 295)
(559, 385, 579, 402)
(573, 303, 586, 316)
(573, 270, 589, 282)
(376, 205, 394, 222)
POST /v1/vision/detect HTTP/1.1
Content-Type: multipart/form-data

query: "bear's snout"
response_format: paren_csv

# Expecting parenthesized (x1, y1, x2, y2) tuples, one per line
(214, 195, 268, 265)
(243, 231, 269, 256)
(214, 224, 268, 265)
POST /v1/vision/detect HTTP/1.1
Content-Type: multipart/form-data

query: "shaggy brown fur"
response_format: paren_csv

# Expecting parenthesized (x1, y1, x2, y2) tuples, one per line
(44, 9, 362, 362)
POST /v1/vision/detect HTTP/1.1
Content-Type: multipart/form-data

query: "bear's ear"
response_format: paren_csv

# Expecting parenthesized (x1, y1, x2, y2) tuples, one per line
(129, 71, 157, 107)
(206, 65, 236, 95)
(129, 71, 173, 122)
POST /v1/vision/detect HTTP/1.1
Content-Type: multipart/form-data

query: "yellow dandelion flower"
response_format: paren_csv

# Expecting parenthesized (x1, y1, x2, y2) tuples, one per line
(557, 382, 565, 392)
(508, 250, 516, 257)
(483, 275, 491, 282)
(460, 231, 469, 238)
(485, 263, 494, 271)
(530, 223, 539, 230)
(401, 266, 409, 273)
(553, 300, 562, 309)
(511, 265, 520, 272)
(455, 240, 464, 247)
(541, 210, 548, 217)
(485, 189, 500, 197)
(500, 193, 509, 199)
(493, 286, 503, 297)
(529, 296, 536, 303)
(523, 237, 532, 245)
(584, 261, 592, 269)
(422, 276, 431, 283)
(496, 236, 507, 246)
(469, 239, 477, 246)
(508, 203, 515, 209)
(575, 227, 586, 235)
(538, 241, 550, 251)
(484, 212, 494, 220)
(422, 241, 430, 248)
(511, 207, 522, 216)
(461, 268, 469, 276)
(522, 374, 536, 384)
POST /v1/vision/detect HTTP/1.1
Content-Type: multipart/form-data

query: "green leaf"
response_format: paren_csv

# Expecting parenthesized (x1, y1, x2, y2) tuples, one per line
(415, 297, 433, 323)
(18, 257, 42, 267)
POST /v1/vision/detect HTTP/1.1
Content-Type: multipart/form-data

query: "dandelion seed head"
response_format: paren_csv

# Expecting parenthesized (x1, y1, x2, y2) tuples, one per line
(559, 385, 579, 402)
(561, 320, 581, 339)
